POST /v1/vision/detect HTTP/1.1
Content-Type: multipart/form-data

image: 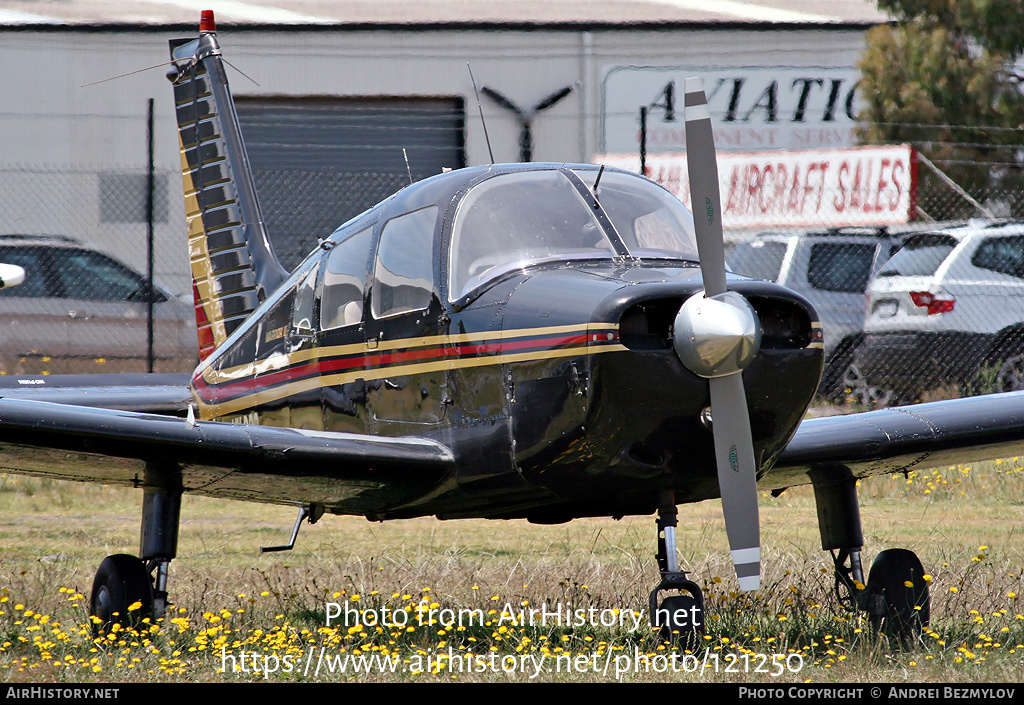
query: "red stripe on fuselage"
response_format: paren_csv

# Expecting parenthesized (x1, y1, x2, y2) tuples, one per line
(193, 333, 596, 404)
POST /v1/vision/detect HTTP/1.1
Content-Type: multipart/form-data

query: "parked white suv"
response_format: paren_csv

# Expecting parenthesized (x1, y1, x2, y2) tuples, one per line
(857, 221, 1024, 397)
(727, 227, 903, 401)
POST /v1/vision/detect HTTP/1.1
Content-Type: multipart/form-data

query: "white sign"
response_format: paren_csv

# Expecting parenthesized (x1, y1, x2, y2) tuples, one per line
(602, 66, 861, 153)
(597, 146, 917, 229)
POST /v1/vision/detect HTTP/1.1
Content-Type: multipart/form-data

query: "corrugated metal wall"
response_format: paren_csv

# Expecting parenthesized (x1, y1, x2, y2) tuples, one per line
(236, 97, 465, 268)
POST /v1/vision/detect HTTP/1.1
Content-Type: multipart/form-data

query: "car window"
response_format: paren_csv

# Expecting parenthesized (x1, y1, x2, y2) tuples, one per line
(54, 249, 149, 301)
(372, 206, 437, 319)
(0, 248, 50, 298)
(971, 235, 1024, 279)
(876, 233, 958, 277)
(726, 240, 787, 282)
(807, 243, 876, 293)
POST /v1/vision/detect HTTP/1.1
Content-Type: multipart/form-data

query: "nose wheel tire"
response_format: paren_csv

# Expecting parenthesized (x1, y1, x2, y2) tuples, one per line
(90, 554, 154, 635)
(655, 593, 705, 652)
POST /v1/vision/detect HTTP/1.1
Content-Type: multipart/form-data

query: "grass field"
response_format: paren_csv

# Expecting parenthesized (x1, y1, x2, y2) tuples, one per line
(1, 457, 1022, 683)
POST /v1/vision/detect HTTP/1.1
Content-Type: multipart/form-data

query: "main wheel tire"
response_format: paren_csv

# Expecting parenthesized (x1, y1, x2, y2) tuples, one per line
(865, 548, 930, 649)
(656, 594, 705, 652)
(90, 554, 154, 636)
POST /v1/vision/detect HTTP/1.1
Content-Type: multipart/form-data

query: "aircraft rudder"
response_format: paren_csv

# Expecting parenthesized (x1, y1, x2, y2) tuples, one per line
(167, 12, 288, 361)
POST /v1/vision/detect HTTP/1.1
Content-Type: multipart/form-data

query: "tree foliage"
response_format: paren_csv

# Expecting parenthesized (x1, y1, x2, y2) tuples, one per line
(859, 1, 1024, 209)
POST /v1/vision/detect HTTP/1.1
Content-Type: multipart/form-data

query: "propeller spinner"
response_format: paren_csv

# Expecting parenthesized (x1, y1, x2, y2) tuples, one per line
(673, 77, 762, 591)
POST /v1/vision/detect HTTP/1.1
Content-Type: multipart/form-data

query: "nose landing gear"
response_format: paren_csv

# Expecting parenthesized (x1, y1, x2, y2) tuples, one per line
(649, 491, 705, 651)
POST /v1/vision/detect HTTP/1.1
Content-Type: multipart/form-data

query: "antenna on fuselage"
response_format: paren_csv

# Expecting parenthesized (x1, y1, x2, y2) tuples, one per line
(592, 164, 605, 202)
(467, 63, 495, 164)
(402, 148, 414, 185)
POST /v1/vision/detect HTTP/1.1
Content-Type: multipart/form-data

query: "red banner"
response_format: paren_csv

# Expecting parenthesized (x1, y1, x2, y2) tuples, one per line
(597, 146, 917, 229)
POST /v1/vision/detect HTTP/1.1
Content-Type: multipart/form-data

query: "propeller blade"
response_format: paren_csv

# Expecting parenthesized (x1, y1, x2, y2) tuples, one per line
(684, 77, 726, 298)
(708, 374, 761, 591)
(683, 76, 761, 591)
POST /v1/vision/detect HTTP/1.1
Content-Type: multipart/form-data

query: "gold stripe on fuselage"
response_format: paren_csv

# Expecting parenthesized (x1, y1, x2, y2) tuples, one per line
(199, 321, 620, 386)
(194, 322, 624, 419)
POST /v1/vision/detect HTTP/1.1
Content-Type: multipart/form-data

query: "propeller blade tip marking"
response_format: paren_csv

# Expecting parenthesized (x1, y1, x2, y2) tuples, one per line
(738, 575, 761, 592)
(731, 547, 761, 564)
(685, 103, 710, 122)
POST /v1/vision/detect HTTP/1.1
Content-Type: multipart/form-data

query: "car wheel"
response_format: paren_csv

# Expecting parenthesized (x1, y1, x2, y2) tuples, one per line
(841, 362, 897, 408)
(994, 352, 1024, 392)
(820, 346, 853, 398)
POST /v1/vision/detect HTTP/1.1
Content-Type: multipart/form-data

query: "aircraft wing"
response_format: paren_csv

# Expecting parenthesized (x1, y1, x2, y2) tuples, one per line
(0, 373, 193, 414)
(769, 390, 1024, 489)
(0, 397, 454, 514)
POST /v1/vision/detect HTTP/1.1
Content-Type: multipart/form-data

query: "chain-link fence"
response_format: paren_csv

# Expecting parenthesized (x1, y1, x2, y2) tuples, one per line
(2, 159, 1020, 412)
(0, 164, 402, 375)
(727, 180, 1024, 410)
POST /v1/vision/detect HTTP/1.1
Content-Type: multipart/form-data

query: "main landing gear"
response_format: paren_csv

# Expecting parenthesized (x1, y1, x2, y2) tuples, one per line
(812, 469, 930, 648)
(89, 464, 181, 634)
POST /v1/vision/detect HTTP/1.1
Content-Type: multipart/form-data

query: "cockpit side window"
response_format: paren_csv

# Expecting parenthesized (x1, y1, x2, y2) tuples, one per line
(372, 206, 438, 319)
(321, 226, 373, 330)
(449, 170, 614, 301)
(256, 289, 295, 361)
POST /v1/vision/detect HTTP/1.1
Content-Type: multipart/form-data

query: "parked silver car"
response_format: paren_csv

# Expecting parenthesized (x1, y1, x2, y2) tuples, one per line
(0, 235, 196, 374)
(727, 227, 904, 403)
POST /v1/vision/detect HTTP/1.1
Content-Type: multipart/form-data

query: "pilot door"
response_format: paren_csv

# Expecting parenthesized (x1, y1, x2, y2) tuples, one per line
(362, 205, 447, 434)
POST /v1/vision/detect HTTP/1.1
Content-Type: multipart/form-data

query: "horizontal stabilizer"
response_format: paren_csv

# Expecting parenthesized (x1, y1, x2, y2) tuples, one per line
(0, 373, 192, 414)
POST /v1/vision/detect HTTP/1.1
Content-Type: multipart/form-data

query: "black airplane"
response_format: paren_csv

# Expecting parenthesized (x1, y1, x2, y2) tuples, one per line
(1, 11, 1023, 646)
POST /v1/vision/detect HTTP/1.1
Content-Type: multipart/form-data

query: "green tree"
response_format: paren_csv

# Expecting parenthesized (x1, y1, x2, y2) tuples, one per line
(858, 1, 1024, 215)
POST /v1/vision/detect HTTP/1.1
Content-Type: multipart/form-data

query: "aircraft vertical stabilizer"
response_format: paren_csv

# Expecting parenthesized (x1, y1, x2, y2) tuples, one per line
(167, 11, 287, 361)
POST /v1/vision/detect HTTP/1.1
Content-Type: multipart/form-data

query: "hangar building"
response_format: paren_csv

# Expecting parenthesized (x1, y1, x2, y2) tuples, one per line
(0, 0, 886, 291)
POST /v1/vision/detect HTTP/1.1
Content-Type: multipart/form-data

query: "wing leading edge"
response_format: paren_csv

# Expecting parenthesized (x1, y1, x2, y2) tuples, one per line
(0, 373, 193, 414)
(0, 398, 453, 515)
(769, 390, 1024, 489)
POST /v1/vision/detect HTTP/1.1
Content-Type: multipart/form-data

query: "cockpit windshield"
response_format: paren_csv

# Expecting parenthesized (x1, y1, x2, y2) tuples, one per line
(448, 168, 698, 301)
(573, 169, 698, 261)
(449, 170, 615, 300)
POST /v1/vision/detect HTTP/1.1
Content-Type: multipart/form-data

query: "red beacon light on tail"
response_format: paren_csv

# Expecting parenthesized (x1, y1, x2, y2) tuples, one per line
(200, 9, 216, 32)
